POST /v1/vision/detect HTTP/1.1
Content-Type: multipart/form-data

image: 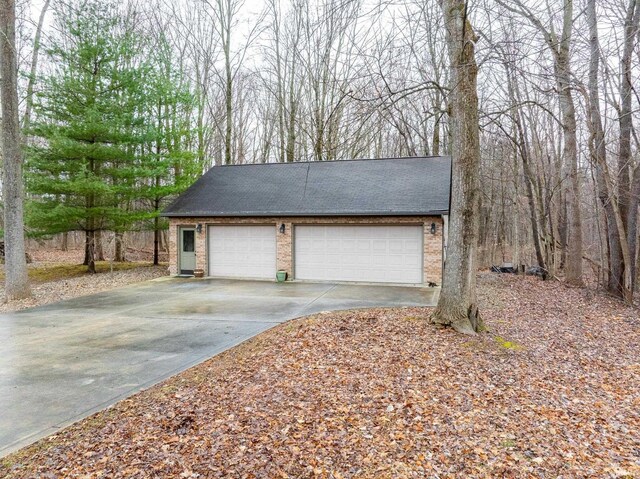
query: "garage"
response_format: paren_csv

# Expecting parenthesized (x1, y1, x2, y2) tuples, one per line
(208, 225, 276, 279)
(165, 157, 449, 285)
(294, 225, 423, 284)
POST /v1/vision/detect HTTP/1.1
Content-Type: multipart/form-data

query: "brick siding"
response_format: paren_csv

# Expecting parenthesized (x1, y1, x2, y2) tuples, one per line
(169, 216, 443, 285)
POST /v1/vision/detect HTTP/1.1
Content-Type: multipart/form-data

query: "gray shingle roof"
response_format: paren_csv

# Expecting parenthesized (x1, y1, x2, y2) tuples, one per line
(162, 156, 451, 217)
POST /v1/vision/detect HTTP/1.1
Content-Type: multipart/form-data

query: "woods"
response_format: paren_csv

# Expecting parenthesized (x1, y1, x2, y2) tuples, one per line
(2, 1, 640, 473)
(25, 1, 195, 272)
(0, 0, 639, 303)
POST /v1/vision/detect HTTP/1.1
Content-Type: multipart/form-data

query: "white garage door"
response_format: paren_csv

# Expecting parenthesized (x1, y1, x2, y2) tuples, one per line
(208, 225, 276, 279)
(295, 225, 423, 284)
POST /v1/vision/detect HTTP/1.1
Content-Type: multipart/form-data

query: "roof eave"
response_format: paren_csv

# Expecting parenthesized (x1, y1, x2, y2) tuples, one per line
(160, 210, 449, 218)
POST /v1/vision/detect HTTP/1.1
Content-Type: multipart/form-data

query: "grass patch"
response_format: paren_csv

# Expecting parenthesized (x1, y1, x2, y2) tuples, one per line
(501, 439, 517, 449)
(494, 335, 523, 351)
(403, 315, 427, 322)
(0, 261, 158, 284)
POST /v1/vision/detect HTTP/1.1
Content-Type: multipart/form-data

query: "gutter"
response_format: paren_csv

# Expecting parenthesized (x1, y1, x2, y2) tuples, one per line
(160, 210, 451, 218)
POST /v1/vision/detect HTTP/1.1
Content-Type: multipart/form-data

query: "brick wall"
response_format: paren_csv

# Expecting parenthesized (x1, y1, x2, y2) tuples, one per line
(168, 216, 444, 285)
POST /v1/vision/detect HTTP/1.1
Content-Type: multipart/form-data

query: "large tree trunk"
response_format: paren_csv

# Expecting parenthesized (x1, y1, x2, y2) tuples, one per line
(0, 0, 31, 300)
(555, 0, 583, 285)
(620, 0, 640, 294)
(628, 166, 640, 293)
(431, 0, 483, 335)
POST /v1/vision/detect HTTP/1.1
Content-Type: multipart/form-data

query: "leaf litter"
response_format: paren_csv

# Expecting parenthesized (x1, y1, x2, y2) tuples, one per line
(2, 273, 639, 478)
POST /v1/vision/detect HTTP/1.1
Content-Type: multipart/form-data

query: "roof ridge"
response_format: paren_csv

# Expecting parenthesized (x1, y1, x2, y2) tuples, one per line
(210, 156, 449, 167)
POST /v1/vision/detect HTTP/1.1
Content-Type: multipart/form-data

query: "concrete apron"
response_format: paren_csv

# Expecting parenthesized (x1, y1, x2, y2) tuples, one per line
(0, 277, 439, 457)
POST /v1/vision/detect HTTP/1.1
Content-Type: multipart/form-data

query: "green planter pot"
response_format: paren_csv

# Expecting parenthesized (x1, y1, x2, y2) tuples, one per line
(276, 270, 288, 282)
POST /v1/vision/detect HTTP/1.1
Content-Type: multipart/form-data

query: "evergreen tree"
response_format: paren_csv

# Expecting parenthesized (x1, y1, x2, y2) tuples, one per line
(139, 36, 202, 265)
(26, 1, 163, 272)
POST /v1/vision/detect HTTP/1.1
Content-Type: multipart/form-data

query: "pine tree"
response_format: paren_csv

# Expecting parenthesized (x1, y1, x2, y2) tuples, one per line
(139, 37, 201, 265)
(26, 1, 157, 272)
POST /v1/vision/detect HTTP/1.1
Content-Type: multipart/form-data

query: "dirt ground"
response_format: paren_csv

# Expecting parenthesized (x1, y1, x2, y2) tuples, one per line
(1, 273, 638, 478)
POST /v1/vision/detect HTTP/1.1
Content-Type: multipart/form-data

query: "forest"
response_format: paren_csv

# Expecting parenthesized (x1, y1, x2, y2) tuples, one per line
(2, 1, 640, 476)
(1, 0, 639, 302)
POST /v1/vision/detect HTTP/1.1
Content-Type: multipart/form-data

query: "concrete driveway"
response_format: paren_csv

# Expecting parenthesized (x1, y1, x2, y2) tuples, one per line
(0, 277, 438, 457)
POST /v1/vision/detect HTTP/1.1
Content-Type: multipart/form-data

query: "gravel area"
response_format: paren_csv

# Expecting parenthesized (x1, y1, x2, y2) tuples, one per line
(0, 249, 169, 313)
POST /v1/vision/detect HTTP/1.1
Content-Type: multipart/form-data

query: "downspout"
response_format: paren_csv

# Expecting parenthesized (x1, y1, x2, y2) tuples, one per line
(442, 214, 449, 265)
(443, 155, 452, 276)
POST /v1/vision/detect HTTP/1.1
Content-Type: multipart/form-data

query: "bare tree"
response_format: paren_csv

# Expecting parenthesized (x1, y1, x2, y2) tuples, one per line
(217, 0, 235, 165)
(198, 0, 264, 165)
(1, 0, 31, 300)
(619, 0, 640, 293)
(502, 57, 549, 278)
(262, 0, 304, 162)
(585, 0, 633, 302)
(22, 0, 51, 130)
(10, 0, 637, 301)
(431, 0, 482, 334)
(496, 0, 583, 285)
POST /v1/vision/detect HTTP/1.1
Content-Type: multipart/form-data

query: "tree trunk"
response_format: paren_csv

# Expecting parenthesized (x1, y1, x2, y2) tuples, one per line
(620, 0, 640, 295)
(586, 0, 633, 301)
(627, 164, 640, 294)
(153, 212, 160, 266)
(270, 0, 286, 163)
(86, 230, 96, 274)
(222, 0, 233, 165)
(431, 0, 483, 335)
(286, 87, 297, 162)
(503, 59, 548, 277)
(557, 189, 568, 270)
(95, 229, 105, 261)
(432, 111, 441, 156)
(114, 231, 126, 262)
(285, 22, 300, 163)
(0, 0, 31, 300)
(84, 231, 90, 265)
(61, 231, 68, 252)
(555, 0, 583, 285)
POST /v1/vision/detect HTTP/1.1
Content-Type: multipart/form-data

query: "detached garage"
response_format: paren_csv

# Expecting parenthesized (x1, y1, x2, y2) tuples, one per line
(162, 156, 450, 286)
